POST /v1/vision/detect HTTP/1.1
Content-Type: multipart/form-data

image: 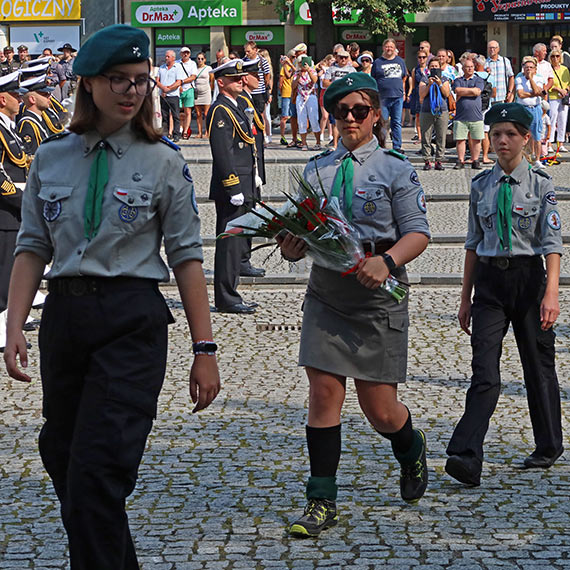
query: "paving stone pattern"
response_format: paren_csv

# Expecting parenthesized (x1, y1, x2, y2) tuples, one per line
(1, 286, 569, 569)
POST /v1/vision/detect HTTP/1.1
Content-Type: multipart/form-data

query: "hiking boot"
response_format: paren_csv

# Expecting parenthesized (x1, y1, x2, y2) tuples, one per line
(289, 499, 338, 537)
(399, 429, 428, 503)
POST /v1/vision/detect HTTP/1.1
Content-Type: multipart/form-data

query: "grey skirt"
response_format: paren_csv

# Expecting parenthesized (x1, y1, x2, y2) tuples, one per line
(298, 264, 409, 383)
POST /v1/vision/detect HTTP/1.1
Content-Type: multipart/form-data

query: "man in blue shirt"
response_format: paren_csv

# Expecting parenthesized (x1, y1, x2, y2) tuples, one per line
(452, 57, 485, 169)
(371, 38, 408, 152)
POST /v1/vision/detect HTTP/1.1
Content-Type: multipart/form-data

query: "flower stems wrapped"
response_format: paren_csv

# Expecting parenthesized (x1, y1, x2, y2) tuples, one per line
(218, 168, 408, 302)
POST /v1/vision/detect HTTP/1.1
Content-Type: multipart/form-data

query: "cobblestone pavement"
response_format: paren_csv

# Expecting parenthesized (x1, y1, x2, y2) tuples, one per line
(1, 285, 569, 569)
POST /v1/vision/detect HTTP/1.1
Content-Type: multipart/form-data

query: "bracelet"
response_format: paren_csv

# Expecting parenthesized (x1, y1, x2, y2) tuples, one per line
(192, 340, 218, 355)
(281, 251, 303, 262)
(381, 252, 397, 272)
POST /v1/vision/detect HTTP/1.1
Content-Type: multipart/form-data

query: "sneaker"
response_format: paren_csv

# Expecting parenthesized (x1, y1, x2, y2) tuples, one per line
(559, 145, 568, 152)
(280, 136, 288, 146)
(328, 135, 334, 143)
(434, 161, 444, 171)
(289, 499, 338, 537)
(471, 160, 481, 170)
(547, 146, 555, 153)
(411, 134, 419, 141)
(399, 429, 428, 504)
(423, 161, 431, 171)
(534, 160, 544, 169)
(453, 161, 465, 170)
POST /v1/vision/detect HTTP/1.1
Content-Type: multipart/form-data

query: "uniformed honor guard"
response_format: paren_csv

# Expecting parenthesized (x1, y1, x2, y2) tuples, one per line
(237, 57, 266, 278)
(3, 24, 220, 568)
(1, 46, 16, 76)
(207, 59, 259, 313)
(17, 75, 53, 155)
(277, 73, 431, 537)
(0, 71, 27, 350)
(446, 103, 564, 487)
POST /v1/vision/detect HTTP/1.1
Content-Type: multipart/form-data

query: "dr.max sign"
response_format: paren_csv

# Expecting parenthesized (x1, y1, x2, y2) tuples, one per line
(132, 1, 242, 26)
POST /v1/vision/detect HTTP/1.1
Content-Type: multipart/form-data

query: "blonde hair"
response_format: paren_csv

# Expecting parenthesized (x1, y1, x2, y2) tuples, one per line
(522, 55, 537, 67)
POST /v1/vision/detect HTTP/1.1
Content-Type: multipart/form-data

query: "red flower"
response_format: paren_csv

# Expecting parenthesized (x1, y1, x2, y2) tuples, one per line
(306, 212, 327, 231)
(297, 197, 317, 218)
(267, 216, 284, 233)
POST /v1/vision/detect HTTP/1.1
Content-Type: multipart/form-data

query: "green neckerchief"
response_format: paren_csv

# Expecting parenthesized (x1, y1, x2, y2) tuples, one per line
(496, 174, 513, 252)
(330, 154, 355, 221)
(84, 141, 109, 240)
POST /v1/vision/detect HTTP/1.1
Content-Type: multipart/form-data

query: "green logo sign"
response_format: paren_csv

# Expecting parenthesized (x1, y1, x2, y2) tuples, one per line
(156, 28, 182, 45)
(132, 1, 242, 27)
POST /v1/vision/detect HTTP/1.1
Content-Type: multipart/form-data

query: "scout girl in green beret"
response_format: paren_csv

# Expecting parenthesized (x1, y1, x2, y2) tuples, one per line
(278, 72, 431, 537)
(446, 102, 564, 486)
(4, 25, 220, 568)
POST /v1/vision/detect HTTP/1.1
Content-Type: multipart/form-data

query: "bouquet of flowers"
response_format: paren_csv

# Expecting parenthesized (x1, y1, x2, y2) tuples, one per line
(218, 169, 408, 302)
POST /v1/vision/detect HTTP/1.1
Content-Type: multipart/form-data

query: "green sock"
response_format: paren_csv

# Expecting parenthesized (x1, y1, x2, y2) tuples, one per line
(306, 476, 337, 501)
(394, 429, 424, 464)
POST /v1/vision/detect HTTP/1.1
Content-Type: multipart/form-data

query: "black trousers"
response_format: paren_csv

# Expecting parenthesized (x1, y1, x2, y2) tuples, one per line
(0, 229, 17, 313)
(447, 258, 563, 462)
(214, 199, 250, 308)
(160, 96, 180, 136)
(38, 279, 171, 569)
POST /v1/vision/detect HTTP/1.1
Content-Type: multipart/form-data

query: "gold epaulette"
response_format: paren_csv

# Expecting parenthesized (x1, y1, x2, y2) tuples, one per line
(222, 174, 240, 187)
(42, 110, 64, 134)
(0, 131, 28, 168)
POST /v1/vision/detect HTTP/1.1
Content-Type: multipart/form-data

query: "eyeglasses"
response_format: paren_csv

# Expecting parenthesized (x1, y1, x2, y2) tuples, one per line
(338, 56, 349, 59)
(418, 56, 427, 59)
(197, 57, 205, 60)
(101, 74, 156, 96)
(333, 104, 372, 121)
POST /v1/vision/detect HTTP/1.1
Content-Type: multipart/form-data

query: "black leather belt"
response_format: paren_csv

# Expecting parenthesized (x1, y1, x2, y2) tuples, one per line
(48, 277, 158, 296)
(362, 240, 395, 255)
(479, 255, 541, 270)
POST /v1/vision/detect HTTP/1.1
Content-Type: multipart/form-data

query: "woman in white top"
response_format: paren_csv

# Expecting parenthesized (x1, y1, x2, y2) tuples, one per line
(193, 52, 213, 138)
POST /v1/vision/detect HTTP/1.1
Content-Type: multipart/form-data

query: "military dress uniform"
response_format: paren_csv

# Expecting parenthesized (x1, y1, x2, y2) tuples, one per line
(43, 97, 68, 134)
(14, 26, 204, 569)
(446, 159, 564, 465)
(207, 65, 257, 310)
(0, 91, 28, 318)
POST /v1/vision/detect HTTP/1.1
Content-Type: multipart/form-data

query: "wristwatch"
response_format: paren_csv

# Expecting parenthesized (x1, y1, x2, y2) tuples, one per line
(192, 341, 218, 355)
(381, 252, 397, 272)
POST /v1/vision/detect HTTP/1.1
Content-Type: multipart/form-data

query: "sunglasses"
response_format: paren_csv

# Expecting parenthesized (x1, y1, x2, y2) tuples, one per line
(418, 56, 427, 59)
(333, 104, 372, 121)
(552, 55, 561, 58)
(338, 56, 349, 59)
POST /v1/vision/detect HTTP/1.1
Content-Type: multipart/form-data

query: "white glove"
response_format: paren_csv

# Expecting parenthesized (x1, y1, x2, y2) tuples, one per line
(255, 175, 264, 190)
(230, 193, 245, 206)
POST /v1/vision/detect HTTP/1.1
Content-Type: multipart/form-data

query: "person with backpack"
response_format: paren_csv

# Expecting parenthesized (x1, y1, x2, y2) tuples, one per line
(474, 54, 496, 164)
(452, 55, 486, 169)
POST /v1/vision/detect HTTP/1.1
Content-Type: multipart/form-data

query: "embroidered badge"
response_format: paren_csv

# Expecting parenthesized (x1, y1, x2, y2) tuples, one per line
(132, 172, 143, 182)
(547, 210, 561, 230)
(133, 46, 141, 58)
(362, 200, 377, 215)
(410, 171, 421, 186)
(544, 191, 557, 205)
(345, 77, 353, 85)
(416, 190, 427, 213)
(518, 216, 532, 230)
(217, 119, 225, 128)
(183, 164, 193, 183)
(483, 215, 493, 230)
(23, 135, 32, 144)
(43, 200, 61, 222)
(500, 108, 508, 117)
(118, 204, 138, 223)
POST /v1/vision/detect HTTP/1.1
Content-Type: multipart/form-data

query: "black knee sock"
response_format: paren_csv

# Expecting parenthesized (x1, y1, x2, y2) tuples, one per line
(306, 424, 341, 477)
(378, 411, 414, 455)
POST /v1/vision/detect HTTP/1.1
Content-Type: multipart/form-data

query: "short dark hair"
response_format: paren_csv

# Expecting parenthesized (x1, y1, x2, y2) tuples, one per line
(69, 77, 161, 143)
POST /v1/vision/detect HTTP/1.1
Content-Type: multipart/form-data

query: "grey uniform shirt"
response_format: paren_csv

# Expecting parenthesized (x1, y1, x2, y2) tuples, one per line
(303, 136, 430, 255)
(16, 122, 203, 280)
(465, 160, 563, 257)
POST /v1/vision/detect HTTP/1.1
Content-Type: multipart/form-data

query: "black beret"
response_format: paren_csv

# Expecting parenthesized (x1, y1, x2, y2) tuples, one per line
(73, 25, 150, 77)
(484, 102, 533, 130)
(323, 72, 378, 113)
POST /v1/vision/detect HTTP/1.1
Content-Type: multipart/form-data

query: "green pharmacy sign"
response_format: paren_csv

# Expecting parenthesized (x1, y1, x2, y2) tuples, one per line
(132, 1, 242, 27)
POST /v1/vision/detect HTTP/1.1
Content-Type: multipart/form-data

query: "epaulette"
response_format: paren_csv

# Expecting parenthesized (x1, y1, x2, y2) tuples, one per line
(531, 165, 551, 179)
(386, 149, 407, 161)
(42, 130, 72, 144)
(309, 148, 333, 161)
(160, 136, 180, 151)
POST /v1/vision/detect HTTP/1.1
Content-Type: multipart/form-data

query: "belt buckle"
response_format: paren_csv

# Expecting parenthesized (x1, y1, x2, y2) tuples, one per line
(495, 258, 509, 270)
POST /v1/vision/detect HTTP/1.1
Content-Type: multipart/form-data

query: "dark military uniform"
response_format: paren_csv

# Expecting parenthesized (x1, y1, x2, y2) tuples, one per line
(237, 91, 266, 188)
(43, 98, 68, 134)
(207, 93, 256, 309)
(17, 109, 50, 155)
(0, 59, 16, 76)
(0, 116, 28, 314)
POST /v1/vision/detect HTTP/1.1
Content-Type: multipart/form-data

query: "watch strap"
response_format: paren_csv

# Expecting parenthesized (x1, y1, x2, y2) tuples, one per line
(381, 252, 397, 272)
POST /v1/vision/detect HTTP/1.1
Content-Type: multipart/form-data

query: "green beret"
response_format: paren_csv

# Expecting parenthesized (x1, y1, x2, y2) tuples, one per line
(73, 24, 150, 77)
(484, 102, 533, 130)
(323, 72, 378, 113)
